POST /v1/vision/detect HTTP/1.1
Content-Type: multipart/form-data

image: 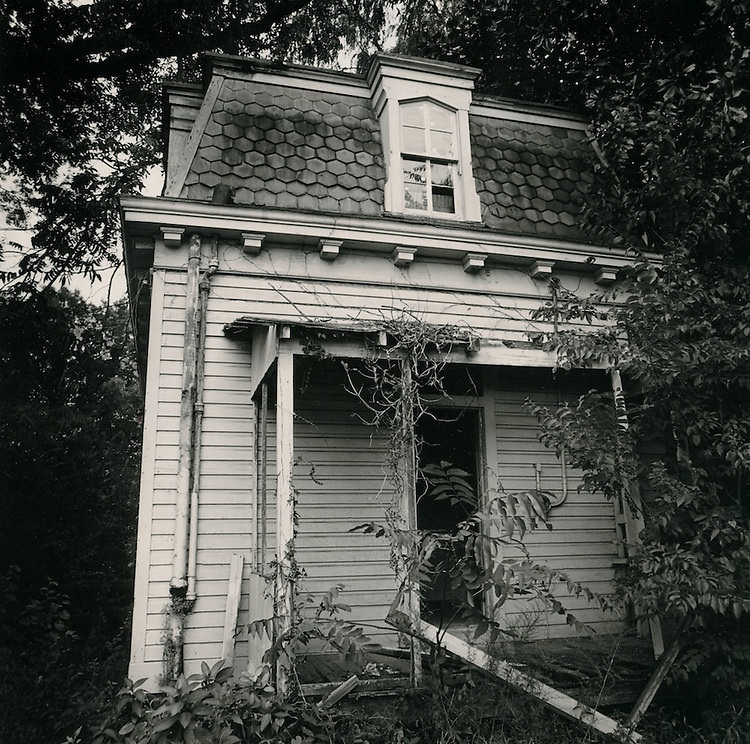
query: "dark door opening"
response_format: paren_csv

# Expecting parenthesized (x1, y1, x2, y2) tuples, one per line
(416, 407, 482, 625)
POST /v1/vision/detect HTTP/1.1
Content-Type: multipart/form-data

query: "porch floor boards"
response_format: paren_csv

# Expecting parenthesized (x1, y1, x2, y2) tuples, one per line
(486, 632, 657, 708)
(297, 632, 659, 708)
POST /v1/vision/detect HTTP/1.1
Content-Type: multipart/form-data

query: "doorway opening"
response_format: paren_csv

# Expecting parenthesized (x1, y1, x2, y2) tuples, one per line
(416, 406, 483, 625)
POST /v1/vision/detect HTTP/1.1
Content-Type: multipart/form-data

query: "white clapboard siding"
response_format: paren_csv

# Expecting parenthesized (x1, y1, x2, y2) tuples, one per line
(133, 269, 257, 678)
(490, 368, 623, 638)
(292, 368, 399, 643)
(133, 250, 617, 681)
(160, 262, 604, 348)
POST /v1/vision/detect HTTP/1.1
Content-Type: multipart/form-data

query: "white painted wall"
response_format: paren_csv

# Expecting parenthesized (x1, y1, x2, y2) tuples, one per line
(129, 238, 621, 682)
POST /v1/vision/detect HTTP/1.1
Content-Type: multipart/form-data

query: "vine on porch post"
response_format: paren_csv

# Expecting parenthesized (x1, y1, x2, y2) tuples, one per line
(343, 315, 585, 662)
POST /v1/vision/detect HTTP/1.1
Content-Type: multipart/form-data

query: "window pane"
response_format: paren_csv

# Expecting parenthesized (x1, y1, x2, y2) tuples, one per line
(403, 125, 426, 154)
(401, 102, 424, 127)
(431, 162, 454, 187)
(430, 130, 454, 158)
(429, 105, 454, 132)
(404, 182, 428, 210)
(403, 158, 426, 183)
(432, 187, 455, 213)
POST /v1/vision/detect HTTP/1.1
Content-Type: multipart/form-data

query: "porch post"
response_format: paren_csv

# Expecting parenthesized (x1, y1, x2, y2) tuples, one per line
(275, 343, 295, 694)
(399, 360, 423, 686)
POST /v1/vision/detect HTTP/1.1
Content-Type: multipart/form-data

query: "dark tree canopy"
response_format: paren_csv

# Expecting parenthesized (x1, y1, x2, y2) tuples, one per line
(396, 0, 734, 107)
(0, 289, 142, 639)
(399, 0, 750, 692)
(0, 0, 393, 288)
(0, 288, 144, 742)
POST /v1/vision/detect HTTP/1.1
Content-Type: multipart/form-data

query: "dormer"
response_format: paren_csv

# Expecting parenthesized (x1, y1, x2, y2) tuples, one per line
(368, 53, 483, 221)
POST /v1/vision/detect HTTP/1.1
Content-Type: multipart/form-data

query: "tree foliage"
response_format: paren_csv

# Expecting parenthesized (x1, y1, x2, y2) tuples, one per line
(0, 287, 142, 654)
(401, 0, 750, 692)
(1, 0, 394, 288)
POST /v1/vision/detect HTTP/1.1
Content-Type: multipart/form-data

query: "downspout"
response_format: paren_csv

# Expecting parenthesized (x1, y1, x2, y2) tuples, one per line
(168, 232, 202, 678)
(187, 235, 219, 602)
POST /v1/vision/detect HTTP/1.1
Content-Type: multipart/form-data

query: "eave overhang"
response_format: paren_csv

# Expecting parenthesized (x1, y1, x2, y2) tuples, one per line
(120, 195, 648, 273)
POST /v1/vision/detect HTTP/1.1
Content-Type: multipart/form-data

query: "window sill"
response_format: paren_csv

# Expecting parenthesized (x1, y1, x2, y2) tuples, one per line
(383, 210, 484, 228)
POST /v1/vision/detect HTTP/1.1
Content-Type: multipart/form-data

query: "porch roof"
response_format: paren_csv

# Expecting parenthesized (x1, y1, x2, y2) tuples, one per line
(223, 315, 480, 352)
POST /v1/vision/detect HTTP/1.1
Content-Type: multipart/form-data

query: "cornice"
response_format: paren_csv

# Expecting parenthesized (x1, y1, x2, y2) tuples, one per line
(120, 195, 647, 271)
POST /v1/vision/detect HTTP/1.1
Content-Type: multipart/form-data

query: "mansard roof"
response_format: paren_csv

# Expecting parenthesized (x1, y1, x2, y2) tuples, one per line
(163, 53, 594, 244)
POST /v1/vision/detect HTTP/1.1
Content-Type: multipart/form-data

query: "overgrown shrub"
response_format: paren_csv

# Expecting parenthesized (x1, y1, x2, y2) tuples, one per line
(82, 663, 345, 744)
(0, 569, 126, 744)
(75, 649, 750, 744)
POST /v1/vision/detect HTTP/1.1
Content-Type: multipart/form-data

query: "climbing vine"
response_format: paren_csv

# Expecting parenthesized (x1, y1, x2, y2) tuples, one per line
(339, 313, 600, 643)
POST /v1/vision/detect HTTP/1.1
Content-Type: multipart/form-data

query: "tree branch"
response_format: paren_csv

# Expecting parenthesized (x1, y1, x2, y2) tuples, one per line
(2, 0, 314, 86)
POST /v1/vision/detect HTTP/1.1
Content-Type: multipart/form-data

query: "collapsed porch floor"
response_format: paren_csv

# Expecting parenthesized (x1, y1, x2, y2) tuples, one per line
(297, 632, 661, 708)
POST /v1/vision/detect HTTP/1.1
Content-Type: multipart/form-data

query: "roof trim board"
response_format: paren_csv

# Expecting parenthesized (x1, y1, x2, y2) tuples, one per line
(202, 53, 589, 129)
(470, 102, 588, 131)
(121, 195, 645, 269)
(164, 73, 225, 198)
(372, 52, 482, 81)
(222, 69, 370, 98)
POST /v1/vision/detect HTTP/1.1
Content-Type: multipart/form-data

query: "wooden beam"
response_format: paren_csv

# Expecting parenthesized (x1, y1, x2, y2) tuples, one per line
(410, 620, 641, 743)
(282, 337, 597, 370)
(275, 345, 295, 696)
(399, 360, 422, 687)
(259, 382, 269, 571)
(611, 369, 665, 659)
(221, 553, 244, 667)
(251, 402, 259, 573)
(318, 675, 360, 709)
(625, 634, 683, 730)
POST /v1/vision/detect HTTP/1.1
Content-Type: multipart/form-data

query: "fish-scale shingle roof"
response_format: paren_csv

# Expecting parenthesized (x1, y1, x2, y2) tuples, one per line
(470, 116, 592, 241)
(176, 62, 594, 244)
(182, 78, 386, 215)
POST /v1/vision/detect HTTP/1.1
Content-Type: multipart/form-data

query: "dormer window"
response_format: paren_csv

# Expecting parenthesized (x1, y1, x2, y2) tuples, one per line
(401, 101, 457, 214)
(368, 54, 482, 222)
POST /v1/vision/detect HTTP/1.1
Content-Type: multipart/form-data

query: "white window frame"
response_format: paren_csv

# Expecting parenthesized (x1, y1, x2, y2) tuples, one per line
(400, 100, 461, 217)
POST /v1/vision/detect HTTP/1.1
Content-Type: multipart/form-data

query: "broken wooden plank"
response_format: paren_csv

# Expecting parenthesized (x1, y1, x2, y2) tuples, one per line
(625, 633, 682, 730)
(221, 553, 244, 666)
(318, 675, 360, 709)
(301, 676, 412, 699)
(407, 619, 641, 743)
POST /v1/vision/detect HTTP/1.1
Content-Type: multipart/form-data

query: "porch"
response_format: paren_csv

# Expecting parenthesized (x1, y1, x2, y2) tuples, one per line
(221, 317, 653, 679)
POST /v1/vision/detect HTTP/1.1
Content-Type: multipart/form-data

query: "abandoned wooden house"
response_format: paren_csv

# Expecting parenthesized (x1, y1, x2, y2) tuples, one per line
(121, 52, 658, 713)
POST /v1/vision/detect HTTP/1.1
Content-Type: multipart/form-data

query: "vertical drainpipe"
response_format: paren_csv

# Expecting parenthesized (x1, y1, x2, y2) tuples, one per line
(168, 233, 201, 679)
(187, 235, 220, 602)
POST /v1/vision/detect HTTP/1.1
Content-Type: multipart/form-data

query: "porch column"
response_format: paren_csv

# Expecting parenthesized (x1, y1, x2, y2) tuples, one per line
(275, 343, 295, 694)
(399, 360, 422, 686)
